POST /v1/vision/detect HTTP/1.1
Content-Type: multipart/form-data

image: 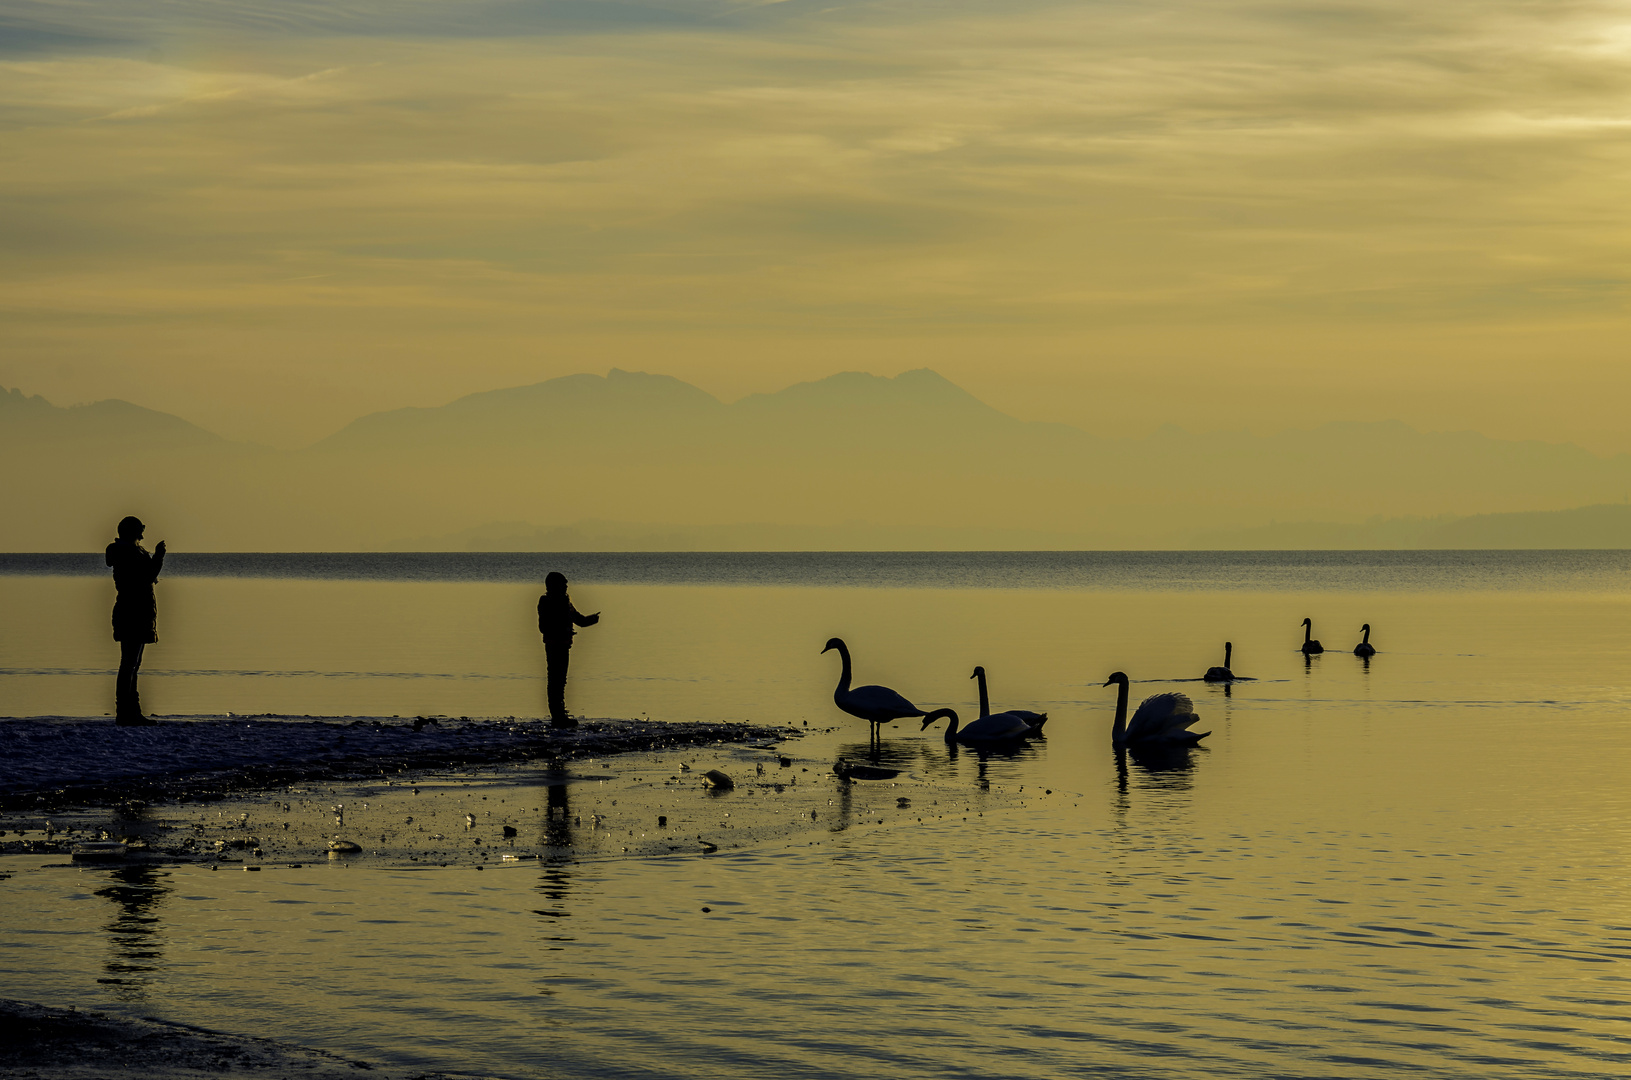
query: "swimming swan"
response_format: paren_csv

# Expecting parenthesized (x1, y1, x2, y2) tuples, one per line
(1354, 624, 1376, 657)
(921, 708, 1040, 744)
(970, 666, 1048, 731)
(822, 637, 946, 741)
(1104, 672, 1209, 748)
(1300, 618, 1324, 655)
(1203, 642, 1234, 682)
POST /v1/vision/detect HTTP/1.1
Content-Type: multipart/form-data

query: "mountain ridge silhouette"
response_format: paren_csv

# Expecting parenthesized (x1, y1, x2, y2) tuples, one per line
(6, 369, 1631, 550)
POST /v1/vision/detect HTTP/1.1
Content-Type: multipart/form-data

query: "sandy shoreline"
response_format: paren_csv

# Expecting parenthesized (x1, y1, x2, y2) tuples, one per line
(0, 998, 498, 1079)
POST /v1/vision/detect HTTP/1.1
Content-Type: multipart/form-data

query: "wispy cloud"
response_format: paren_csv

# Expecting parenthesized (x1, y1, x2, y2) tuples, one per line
(3, 0, 1631, 446)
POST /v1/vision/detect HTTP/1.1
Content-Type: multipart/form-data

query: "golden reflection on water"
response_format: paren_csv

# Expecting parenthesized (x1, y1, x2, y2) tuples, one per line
(3, 573, 1631, 1077)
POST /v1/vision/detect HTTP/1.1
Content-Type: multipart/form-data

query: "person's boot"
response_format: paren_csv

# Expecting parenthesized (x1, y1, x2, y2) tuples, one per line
(550, 714, 578, 729)
(116, 689, 156, 726)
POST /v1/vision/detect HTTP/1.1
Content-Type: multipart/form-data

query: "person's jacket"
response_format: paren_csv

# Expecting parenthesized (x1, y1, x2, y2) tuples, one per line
(538, 593, 597, 645)
(106, 540, 162, 608)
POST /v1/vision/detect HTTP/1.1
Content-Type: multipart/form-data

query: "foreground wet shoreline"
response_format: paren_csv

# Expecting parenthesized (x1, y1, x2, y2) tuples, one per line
(0, 715, 1006, 870)
(0, 998, 497, 1079)
(0, 715, 789, 813)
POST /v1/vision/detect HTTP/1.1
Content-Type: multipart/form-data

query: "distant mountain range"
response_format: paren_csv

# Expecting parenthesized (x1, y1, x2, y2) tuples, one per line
(7, 370, 1631, 551)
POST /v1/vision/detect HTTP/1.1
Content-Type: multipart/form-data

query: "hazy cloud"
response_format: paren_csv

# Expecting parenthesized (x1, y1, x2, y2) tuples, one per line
(3, 0, 1631, 446)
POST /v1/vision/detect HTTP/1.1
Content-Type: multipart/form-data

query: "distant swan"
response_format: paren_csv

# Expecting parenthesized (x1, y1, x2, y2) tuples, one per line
(1104, 672, 1209, 748)
(970, 666, 1048, 731)
(921, 708, 1040, 744)
(822, 637, 941, 741)
(1300, 618, 1324, 655)
(1203, 642, 1234, 682)
(1354, 624, 1376, 657)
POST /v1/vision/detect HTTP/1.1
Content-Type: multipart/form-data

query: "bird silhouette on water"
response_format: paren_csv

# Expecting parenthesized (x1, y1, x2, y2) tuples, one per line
(969, 665, 1048, 732)
(1203, 642, 1235, 682)
(922, 708, 1042, 744)
(822, 637, 952, 745)
(1103, 672, 1209, 748)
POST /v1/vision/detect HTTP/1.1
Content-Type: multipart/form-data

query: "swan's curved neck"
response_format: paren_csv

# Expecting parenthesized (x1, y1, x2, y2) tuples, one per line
(975, 670, 989, 717)
(1362, 626, 1371, 644)
(1304, 622, 1313, 644)
(924, 708, 959, 742)
(1112, 681, 1129, 744)
(832, 642, 852, 695)
(1224, 642, 1232, 669)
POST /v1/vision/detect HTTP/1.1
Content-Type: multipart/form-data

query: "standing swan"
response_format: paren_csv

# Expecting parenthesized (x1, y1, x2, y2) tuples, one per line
(1300, 618, 1324, 655)
(922, 708, 1040, 744)
(822, 638, 948, 742)
(1354, 624, 1376, 657)
(970, 666, 1048, 731)
(1203, 642, 1234, 682)
(1104, 672, 1209, 748)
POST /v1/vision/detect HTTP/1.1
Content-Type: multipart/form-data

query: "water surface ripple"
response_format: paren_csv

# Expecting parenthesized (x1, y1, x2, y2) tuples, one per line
(1, 553, 1628, 1078)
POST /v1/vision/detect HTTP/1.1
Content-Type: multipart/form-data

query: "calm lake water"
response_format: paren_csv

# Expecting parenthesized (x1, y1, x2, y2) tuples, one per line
(2, 552, 1629, 1078)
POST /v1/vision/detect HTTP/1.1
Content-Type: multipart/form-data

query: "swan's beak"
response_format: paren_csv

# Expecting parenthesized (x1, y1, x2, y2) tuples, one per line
(920, 717, 936, 730)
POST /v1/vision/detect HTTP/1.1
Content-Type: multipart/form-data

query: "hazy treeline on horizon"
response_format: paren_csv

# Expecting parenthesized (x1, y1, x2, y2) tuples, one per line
(7, 368, 1631, 552)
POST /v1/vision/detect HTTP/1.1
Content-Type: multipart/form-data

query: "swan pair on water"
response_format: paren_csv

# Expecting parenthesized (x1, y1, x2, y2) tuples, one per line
(1302, 618, 1379, 656)
(822, 638, 1047, 745)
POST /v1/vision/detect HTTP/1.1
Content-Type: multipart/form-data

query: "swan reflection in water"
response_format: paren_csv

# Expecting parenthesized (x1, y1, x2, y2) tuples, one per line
(95, 864, 172, 1002)
(832, 736, 929, 774)
(1118, 743, 1203, 785)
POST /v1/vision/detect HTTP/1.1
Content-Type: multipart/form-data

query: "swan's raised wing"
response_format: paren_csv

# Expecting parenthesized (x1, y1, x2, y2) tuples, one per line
(838, 683, 923, 722)
(1127, 693, 1203, 742)
(959, 711, 1036, 741)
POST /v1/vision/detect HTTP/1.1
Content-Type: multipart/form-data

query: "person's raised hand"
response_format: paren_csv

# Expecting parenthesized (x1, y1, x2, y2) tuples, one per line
(155, 540, 167, 555)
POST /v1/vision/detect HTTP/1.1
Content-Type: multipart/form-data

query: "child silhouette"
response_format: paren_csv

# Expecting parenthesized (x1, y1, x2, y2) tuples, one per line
(537, 571, 600, 728)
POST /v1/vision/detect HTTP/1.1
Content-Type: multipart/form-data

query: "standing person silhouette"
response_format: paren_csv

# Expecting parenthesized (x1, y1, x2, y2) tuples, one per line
(106, 516, 165, 726)
(537, 571, 599, 728)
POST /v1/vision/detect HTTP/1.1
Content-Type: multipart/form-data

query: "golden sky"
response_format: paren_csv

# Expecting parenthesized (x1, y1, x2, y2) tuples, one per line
(3, 0, 1631, 450)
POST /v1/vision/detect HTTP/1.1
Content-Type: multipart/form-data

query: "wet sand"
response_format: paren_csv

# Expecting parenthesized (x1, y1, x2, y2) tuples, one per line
(0, 722, 1010, 867)
(0, 998, 496, 1079)
(0, 715, 789, 813)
